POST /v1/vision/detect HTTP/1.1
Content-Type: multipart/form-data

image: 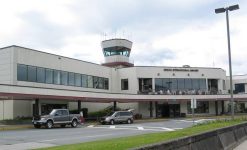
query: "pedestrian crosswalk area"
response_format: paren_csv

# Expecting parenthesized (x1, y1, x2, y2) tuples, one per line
(87, 125, 183, 131)
(86, 119, 215, 132)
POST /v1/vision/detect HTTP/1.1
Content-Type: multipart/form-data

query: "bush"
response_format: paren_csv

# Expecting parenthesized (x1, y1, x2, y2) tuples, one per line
(134, 114, 142, 120)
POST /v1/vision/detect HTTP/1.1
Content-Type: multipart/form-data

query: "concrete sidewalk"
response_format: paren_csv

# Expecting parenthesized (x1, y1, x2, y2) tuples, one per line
(234, 140, 247, 150)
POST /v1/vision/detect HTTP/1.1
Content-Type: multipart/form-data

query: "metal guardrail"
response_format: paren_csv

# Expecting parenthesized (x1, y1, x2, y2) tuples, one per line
(132, 122, 247, 150)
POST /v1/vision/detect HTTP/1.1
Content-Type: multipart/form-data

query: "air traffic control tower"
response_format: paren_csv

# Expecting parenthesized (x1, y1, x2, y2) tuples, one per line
(101, 39, 134, 68)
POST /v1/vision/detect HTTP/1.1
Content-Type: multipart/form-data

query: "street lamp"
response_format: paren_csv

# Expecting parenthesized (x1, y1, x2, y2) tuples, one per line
(215, 4, 239, 119)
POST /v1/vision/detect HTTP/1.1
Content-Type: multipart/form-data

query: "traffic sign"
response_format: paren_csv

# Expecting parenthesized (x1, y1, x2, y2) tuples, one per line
(191, 98, 197, 109)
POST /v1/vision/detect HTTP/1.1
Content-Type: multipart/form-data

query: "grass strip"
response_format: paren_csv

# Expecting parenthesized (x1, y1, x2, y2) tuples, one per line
(39, 118, 247, 150)
(0, 125, 33, 131)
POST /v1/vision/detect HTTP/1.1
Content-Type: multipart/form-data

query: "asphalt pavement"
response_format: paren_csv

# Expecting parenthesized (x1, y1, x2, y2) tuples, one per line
(0, 119, 210, 150)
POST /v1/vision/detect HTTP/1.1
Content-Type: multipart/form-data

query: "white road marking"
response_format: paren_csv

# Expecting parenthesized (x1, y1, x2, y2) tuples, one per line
(137, 127, 144, 130)
(88, 125, 182, 132)
(110, 126, 115, 129)
(162, 127, 175, 131)
(39, 139, 58, 142)
(177, 120, 194, 122)
(177, 119, 215, 123)
(87, 125, 95, 128)
(172, 128, 183, 130)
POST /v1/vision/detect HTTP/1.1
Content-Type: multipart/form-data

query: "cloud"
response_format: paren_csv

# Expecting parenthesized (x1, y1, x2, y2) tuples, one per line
(0, 0, 246, 76)
(131, 46, 175, 66)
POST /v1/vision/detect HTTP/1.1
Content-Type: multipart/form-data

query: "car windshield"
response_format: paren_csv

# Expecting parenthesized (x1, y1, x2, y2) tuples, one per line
(106, 112, 115, 116)
(49, 110, 56, 115)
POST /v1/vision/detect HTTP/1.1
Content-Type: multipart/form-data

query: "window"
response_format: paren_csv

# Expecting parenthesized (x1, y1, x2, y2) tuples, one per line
(155, 78, 207, 91)
(187, 101, 209, 114)
(16, 64, 108, 90)
(61, 71, 68, 85)
(45, 69, 53, 84)
(53, 70, 61, 85)
(114, 112, 120, 117)
(155, 78, 163, 91)
(199, 79, 206, 90)
(104, 78, 109, 90)
(37, 67, 45, 83)
(184, 79, 192, 90)
(177, 79, 185, 90)
(120, 112, 131, 116)
(55, 110, 63, 116)
(87, 76, 93, 88)
(75, 73, 81, 87)
(170, 78, 177, 90)
(17, 64, 27, 81)
(121, 79, 128, 90)
(93, 76, 99, 88)
(192, 79, 200, 90)
(61, 110, 69, 116)
(27, 66, 36, 82)
(98, 77, 104, 89)
(223, 80, 226, 90)
(81, 74, 87, 87)
(68, 72, 75, 86)
(235, 83, 245, 93)
(163, 78, 171, 90)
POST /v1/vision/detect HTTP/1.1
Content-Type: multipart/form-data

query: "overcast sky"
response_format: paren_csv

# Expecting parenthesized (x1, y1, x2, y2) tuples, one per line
(0, 0, 246, 75)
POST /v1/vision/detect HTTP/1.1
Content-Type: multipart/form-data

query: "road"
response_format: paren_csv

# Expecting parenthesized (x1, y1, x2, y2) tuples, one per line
(0, 119, 209, 150)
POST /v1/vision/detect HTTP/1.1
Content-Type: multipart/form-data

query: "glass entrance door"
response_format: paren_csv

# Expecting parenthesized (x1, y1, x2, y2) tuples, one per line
(169, 104, 180, 117)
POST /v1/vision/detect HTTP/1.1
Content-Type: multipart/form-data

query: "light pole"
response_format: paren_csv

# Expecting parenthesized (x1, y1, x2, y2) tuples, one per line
(215, 4, 239, 119)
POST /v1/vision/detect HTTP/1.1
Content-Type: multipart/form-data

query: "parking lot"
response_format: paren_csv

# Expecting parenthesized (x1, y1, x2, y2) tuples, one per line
(0, 119, 212, 150)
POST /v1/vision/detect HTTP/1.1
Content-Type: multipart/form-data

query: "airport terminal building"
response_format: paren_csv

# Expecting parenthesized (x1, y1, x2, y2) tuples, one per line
(1, 39, 247, 120)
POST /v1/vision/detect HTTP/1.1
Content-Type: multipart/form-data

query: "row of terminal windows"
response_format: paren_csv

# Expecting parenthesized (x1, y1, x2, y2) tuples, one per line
(17, 64, 109, 90)
(155, 78, 207, 91)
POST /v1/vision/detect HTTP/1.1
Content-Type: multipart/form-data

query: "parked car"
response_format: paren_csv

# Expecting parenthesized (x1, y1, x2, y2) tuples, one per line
(32, 109, 82, 129)
(100, 110, 134, 125)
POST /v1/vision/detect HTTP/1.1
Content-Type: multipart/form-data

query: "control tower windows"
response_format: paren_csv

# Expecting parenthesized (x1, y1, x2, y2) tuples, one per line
(103, 47, 130, 57)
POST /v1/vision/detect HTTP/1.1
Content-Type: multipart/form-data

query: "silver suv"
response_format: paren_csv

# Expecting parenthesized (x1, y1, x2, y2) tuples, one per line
(100, 111, 134, 125)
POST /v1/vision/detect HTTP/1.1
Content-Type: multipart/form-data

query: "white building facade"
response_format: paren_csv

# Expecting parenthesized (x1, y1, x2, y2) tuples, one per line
(0, 39, 247, 120)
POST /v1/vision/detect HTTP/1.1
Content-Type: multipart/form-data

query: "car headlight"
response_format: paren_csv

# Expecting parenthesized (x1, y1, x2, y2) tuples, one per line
(105, 117, 110, 121)
(40, 118, 47, 121)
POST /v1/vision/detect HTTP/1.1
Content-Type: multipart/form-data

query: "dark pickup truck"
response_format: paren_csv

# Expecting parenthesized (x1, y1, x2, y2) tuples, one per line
(32, 109, 82, 129)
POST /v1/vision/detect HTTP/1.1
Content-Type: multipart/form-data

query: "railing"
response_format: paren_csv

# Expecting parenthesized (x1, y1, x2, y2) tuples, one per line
(137, 89, 223, 95)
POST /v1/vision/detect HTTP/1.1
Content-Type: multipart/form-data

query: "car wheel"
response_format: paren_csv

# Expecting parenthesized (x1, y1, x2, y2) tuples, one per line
(60, 124, 66, 128)
(46, 120, 53, 129)
(127, 119, 132, 124)
(34, 124, 41, 128)
(110, 120, 114, 125)
(71, 119, 78, 128)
